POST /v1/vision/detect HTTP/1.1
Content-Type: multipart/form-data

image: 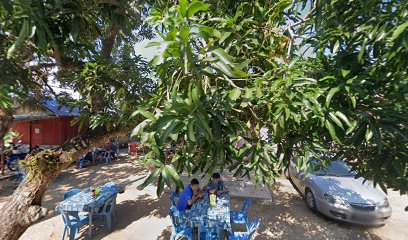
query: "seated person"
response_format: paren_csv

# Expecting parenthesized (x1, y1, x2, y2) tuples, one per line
(177, 178, 203, 211)
(208, 173, 229, 195)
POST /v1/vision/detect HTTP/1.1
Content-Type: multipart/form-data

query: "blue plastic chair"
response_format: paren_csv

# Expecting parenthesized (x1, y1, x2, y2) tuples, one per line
(199, 226, 221, 240)
(96, 196, 116, 231)
(228, 219, 260, 240)
(104, 182, 118, 190)
(230, 198, 251, 225)
(60, 210, 89, 240)
(104, 183, 119, 220)
(78, 156, 86, 169)
(63, 189, 81, 200)
(101, 151, 112, 164)
(169, 192, 179, 206)
(169, 206, 193, 240)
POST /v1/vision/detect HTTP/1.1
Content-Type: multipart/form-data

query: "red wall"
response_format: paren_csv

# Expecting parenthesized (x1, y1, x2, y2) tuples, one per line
(9, 122, 30, 143)
(10, 117, 82, 148)
(41, 118, 61, 145)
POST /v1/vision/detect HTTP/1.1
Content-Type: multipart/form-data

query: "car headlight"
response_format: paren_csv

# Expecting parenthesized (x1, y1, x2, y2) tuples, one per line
(379, 199, 389, 208)
(324, 194, 347, 206)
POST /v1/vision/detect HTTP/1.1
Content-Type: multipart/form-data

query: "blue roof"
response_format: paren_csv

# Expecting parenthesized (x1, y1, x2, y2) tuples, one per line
(41, 99, 80, 117)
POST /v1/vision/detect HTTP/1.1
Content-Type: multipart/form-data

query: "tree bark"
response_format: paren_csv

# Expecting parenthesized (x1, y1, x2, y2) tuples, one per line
(101, 24, 120, 60)
(0, 126, 132, 240)
(0, 108, 14, 175)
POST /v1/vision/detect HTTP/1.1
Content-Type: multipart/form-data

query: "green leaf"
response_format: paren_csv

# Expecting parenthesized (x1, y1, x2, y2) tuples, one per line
(212, 48, 250, 70)
(165, 165, 184, 190)
(161, 167, 172, 188)
(138, 108, 156, 121)
(187, 1, 210, 17)
(390, 22, 408, 41)
(160, 120, 182, 144)
(358, 39, 367, 63)
(229, 88, 242, 100)
(365, 127, 373, 142)
(139, 168, 161, 189)
(335, 111, 351, 127)
(180, 25, 190, 43)
(333, 40, 340, 53)
(157, 173, 165, 196)
(325, 120, 341, 143)
(130, 119, 150, 137)
(326, 87, 340, 108)
(352, 124, 367, 146)
(178, 0, 188, 17)
(370, 124, 383, 152)
(349, 95, 357, 108)
(213, 61, 249, 78)
(329, 112, 344, 130)
(7, 19, 29, 58)
(187, 119, 196, 142)
(341, 69, 350, 78)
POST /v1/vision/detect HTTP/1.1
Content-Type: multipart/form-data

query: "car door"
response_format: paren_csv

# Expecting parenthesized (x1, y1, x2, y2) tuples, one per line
(289, 158, 302, 190)
(290, 156, 308, 195)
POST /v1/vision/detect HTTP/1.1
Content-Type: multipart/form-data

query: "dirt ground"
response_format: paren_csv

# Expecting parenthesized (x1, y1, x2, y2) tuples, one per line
(0, 153, 407, 240)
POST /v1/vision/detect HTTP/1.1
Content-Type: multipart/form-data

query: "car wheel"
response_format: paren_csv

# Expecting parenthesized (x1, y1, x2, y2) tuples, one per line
(305, 188, 317, 212)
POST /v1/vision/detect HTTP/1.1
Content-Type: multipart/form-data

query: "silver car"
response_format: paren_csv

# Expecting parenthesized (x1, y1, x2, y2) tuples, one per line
(288, 159, 392, 226)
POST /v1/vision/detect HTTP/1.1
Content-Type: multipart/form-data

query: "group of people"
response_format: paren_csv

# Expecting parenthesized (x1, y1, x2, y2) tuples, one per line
(177, 173, 229, 211)
(79, 139, 118, 168)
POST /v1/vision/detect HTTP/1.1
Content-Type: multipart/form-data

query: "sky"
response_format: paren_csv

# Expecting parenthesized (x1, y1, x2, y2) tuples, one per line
(134, 37, 160, 61)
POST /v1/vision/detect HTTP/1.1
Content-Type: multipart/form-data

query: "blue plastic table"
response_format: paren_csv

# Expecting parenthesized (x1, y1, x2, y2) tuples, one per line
(56, 185, 118, 238)
(185, 192, 231, 233)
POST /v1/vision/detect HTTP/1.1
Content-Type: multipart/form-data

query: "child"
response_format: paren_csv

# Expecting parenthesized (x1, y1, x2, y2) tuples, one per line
(208, 173, 229, 195)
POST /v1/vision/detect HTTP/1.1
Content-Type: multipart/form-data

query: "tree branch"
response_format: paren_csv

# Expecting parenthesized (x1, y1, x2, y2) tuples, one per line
(286, 1, 317, 56)
(290, 1, 317, 29)
(101, 24, 121, 60)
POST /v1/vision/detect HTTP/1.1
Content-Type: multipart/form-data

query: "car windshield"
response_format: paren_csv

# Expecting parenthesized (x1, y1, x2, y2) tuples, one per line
(312, 160, 356, 177)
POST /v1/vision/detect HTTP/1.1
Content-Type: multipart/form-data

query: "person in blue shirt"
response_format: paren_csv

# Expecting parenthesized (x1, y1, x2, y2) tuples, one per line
(177, 178, 203, 211)
(207, 173, 229, 195)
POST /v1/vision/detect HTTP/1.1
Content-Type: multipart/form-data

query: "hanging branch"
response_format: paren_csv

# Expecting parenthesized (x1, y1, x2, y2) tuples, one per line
(286, 1, 317, 56)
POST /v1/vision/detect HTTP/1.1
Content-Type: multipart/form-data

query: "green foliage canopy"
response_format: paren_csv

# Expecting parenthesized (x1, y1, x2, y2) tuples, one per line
(133, 0, 407, 196)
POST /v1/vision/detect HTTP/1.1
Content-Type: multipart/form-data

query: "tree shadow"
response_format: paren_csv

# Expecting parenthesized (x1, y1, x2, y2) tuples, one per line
(69, 193, 170, 240)
(231, 181, 384, 240)
(157, 226, 172, 240)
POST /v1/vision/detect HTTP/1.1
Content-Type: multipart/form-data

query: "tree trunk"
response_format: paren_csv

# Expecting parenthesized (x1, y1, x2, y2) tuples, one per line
(0, 127, 132, 240)
(0, 12, 125, 240)
(0, 108, 14, 175)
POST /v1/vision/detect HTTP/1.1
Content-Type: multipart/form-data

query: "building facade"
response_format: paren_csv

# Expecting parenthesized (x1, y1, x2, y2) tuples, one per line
(10, 100, 82, 149)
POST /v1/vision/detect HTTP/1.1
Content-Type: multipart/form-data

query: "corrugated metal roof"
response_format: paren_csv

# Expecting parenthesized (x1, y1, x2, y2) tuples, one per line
(13, 99, 80, 121)
(41, 99, 80, 116)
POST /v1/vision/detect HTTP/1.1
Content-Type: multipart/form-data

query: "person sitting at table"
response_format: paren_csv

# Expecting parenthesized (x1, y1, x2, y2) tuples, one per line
(177, 178, 203, 212)
(208, 172, 229, 195)
(108, 139, 118, 159)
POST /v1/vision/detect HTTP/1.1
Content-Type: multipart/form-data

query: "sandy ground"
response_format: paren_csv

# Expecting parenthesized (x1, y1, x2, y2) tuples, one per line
(0, 153, 407, 240)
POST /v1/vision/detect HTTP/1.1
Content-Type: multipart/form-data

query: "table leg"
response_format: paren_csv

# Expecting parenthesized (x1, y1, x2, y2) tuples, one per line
(88, 211, 93, 239)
